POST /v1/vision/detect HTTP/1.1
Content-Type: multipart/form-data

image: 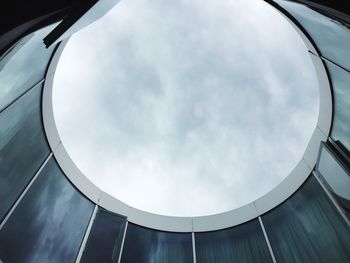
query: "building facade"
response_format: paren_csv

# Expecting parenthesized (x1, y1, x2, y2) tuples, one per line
(0, 0, 350, 262)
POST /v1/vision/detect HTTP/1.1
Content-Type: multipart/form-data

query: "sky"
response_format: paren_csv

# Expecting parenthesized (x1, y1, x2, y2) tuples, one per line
(53, 0, 319, 216)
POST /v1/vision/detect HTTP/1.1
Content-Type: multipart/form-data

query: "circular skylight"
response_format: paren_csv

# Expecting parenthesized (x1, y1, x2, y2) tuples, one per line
(53, 0, 319, 216)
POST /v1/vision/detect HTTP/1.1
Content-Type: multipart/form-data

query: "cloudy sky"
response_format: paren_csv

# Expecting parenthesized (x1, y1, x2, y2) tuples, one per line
(53, 0, 319, 216)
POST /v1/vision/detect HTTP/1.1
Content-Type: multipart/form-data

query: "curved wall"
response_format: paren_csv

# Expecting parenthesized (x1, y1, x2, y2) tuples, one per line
(0, 0, 350, 262)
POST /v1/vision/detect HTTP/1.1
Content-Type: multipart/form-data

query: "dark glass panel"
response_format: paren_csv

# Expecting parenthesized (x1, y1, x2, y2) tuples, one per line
(262, 176, 350, 263)
(0, 84, 50, 222)
(195, 219, 272, 263)
(276, 0, 350, 71)
(0, 23, 57, 111)
(121, 223, 193, 263)
(316, 143, 350, 219)
(81, 208, 126, 263)
(325, 61, 350, 151)
(0, 158, 94, 263)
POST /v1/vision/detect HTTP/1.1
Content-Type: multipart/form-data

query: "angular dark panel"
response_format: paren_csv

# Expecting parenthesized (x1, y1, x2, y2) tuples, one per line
(195, 219, 272, 263)
(0, 158, 94, 263)
(0, 84, 50, 222)
(0, 23, 56, 111)
(276, 0, 350, 71)
(262, 176, 350, 263)
(121, 223, 193, 263)
(326, 61, 350, 152)
(81, 208, 126, 263)
(315, 143, 350, 219)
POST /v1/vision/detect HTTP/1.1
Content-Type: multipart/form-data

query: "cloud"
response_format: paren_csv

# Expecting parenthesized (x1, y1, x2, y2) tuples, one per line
(53, 0, 319, 216)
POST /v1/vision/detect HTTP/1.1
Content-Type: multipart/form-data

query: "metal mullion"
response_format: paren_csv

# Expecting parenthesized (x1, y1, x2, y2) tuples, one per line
(258, 216, 277, 263)
(75, 204, 99, 263)
(118, 220, 129, 263)
(0, 153, 52, 230)
(0, 79, 45, 114)
(192, 232, 197, 263)
(320, 55, 350, 74)
(312, 171, 350, 228)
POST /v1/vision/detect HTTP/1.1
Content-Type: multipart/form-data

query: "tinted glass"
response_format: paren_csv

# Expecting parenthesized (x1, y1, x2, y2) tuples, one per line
(0, 84, 50, 222)
(121, 223, 193, 263)
(276, 0, 350, 71)
(0, 23, 57, 111)
(325, 61, 350, 151)
(0, 158, 94, 263)
(81, 208, 126, 263)
(262, 176, 350, 262)
(195, 219, 272, 263)
(316, 143, 350, 219)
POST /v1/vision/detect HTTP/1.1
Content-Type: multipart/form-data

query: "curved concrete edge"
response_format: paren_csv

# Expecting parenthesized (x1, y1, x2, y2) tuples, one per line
(42, 39, 68, 151)
(309, 53, 333, 137)
(42, 5, 332, 232)
(264, 0, 318, 55)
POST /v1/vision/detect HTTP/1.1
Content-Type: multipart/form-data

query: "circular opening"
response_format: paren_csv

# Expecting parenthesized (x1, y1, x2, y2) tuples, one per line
(52, 0, 319, 217)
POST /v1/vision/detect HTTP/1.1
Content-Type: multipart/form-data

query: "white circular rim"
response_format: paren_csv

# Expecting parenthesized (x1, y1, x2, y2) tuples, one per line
(42, 7, 332, 232)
